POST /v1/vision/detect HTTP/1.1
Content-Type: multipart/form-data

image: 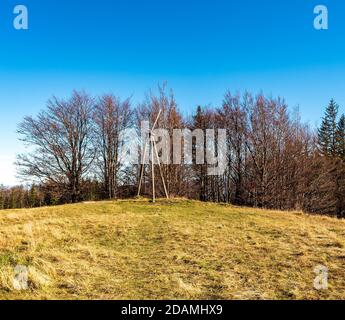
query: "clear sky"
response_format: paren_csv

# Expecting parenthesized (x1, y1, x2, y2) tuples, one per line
(0, 0, 344, 185)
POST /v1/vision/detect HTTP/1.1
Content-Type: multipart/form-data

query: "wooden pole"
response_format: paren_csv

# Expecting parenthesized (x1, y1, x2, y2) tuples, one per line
(153, 138, 169, 199)
(137, 136, 149, 197)
(149, 110, 161, 203)
(151, 135, 155, 203)
(137, 109, 163, 202)
(152, 109, 162, 131)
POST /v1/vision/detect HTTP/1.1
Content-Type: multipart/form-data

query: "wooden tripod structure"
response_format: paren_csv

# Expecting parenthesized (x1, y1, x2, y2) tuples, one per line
(137, 110, 169, 202)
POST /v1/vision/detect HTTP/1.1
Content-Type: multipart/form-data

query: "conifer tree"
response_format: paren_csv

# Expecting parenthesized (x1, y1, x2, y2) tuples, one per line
(336, 114, 345, 160)
(318, 99, 339, 157)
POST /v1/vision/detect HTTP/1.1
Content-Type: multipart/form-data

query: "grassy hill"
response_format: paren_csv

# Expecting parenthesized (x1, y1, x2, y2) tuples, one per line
(0, 199, 344, 300)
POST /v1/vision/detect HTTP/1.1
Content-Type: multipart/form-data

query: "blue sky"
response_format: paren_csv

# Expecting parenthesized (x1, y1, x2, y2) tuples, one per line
(0, 0, 344, 185)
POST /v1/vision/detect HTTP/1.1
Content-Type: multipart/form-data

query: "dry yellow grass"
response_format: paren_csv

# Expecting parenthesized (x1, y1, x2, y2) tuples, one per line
(0, 199, 345, 300)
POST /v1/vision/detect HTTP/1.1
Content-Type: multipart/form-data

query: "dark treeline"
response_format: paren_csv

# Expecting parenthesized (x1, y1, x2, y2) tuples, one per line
(1, 87, 345, 217)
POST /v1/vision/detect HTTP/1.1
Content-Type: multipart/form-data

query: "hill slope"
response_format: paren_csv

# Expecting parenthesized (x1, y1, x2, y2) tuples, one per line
(0, 199, 344, 300)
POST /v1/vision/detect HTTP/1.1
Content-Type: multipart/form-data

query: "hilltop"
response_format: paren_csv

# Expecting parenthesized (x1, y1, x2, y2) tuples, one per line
(0, 199, 344, 300)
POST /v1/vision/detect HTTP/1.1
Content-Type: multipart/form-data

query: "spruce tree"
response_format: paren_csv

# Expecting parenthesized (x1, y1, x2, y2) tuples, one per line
(318, 99, 339, 157)
(336, 114, 345, 160)
(335, 114, 345, 217)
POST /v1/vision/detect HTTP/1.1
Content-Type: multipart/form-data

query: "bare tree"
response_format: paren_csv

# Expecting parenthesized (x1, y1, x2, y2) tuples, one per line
(218, 92, 248, 204)
(93, 95, 132, 199)
(16, 91, 96, 203)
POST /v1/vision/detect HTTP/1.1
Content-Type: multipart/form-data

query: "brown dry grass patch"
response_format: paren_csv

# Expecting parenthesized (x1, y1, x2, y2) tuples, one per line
(0, 199, 344, 300)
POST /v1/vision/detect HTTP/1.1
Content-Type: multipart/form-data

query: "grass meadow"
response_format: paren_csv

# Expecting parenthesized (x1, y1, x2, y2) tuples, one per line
(0, 199, 344, 300)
